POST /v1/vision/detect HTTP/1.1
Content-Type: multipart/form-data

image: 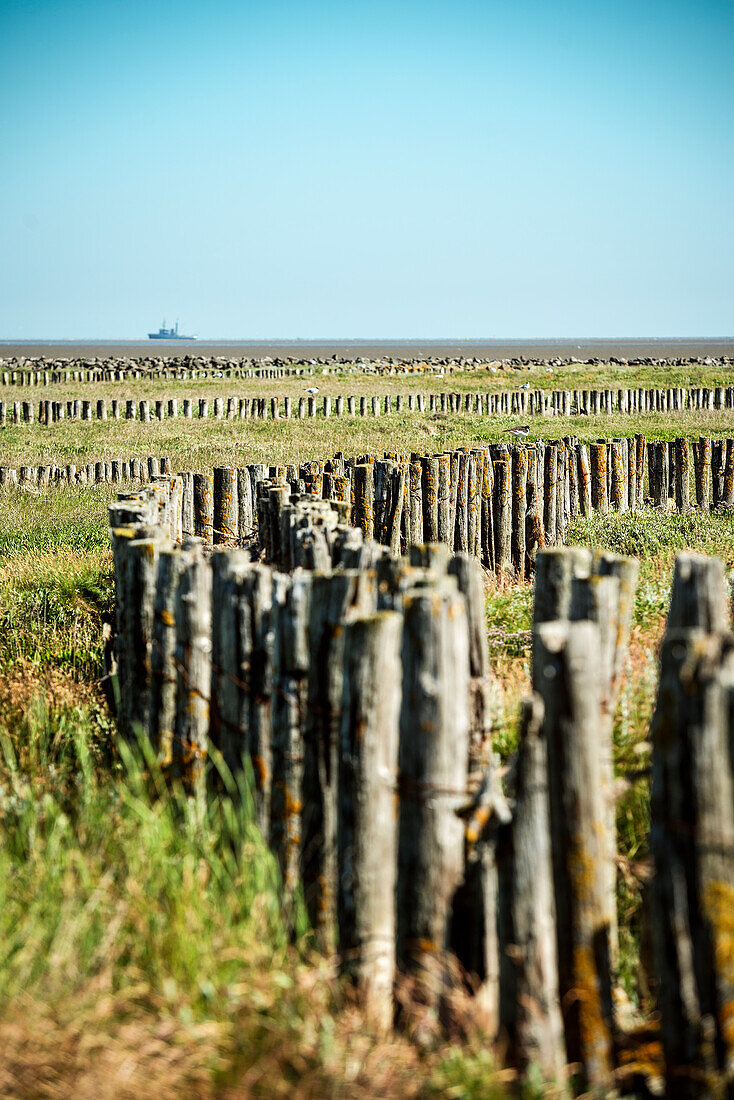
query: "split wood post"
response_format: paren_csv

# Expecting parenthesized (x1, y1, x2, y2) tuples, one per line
(555, 441, 567, 546)
(577, 444, 592, 517)
(569, 552, 640, 967)
(353, 464, 375, 541)
(408, 460, 423, 547)
(652, 440, 669, 507)
(180, 473, 194, 541)
(467, 453, 480, 557)
(193, 472, 214, 542)
(543, 444, 557, 545)
(421, 456, 440, 543)
(481, 450, 495, 571)
(387, 464, 406, 557)
(533, 617, 614, 1089)
(675, 438, 690, 513)
(337, 610, 403, 1031)
(650, 554, 734, 1096)
(237, 467, 254, 540)
(396, 577, 470, 1022)
(213, 467, 238, 545)
(636, 434, 646, 505)
(511, 446, 528, 579)
(302, 571, 377, 947)
(209, 551, 253, 782)
(493, 447, 511, 576)
(590, 441, 609, 515)
(172, 544, 212, 792)
(271, 571, 312, 911)
(148, 544, 181, 767)
(241, 564, 278, 833)
(723, 440, 734, 507)
(693, 437, 712, 511)
(497, 694, 567, 1079)
(610, 439, 627, 512)
(169, 474, 183, 543)
(440, 451, 451, 545)
(118, 533, 162, 742)
(454, 452, 469, 553)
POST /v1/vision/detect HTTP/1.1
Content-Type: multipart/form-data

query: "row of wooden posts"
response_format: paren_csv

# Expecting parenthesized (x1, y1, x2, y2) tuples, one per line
(5, 435, 734, 581)
(3, 383, 734, 427)
(109, 474, 734, 1095)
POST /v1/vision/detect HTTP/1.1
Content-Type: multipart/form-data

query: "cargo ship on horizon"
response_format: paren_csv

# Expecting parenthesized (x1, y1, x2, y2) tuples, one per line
(148, 321, 196, 340)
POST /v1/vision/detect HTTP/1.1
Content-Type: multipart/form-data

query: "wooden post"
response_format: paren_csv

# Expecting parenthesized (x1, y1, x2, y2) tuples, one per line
(172, 545, 212, 792)
(213, 467, 238, 544)
(397, 579, 470, 1020)
(408, 460, 423, 546)
(590, 442, 609, 515)
(193, 472, 214, 542)
(674, 438, 690, 513)
(271, 571, 312, 909)
(338, 611, 403, 1030)
(493, 448, 511, 575)
(302, 572, 377, 947)
(149, 545, 181, 767)
(534, 618, 614, 1088)
(511, 446, 528, 578)
(543, 444, 557, 545)
(577, 444, 592, 516)
(421, 456, 439, 543)
(353, 464, 375, 541)
(693, 437, 712, 511)
(209, 551, 253, 781)
(497, 694, 567, 1078)
(454, 452, 469, 553)
(650, 619, 734, 1096)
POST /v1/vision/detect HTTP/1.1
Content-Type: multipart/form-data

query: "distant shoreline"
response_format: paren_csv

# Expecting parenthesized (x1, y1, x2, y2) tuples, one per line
(1, 337, 733, 359)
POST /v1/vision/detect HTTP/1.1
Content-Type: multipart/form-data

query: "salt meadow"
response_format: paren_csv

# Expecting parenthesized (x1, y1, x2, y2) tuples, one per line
(1, 351, 734, 1096)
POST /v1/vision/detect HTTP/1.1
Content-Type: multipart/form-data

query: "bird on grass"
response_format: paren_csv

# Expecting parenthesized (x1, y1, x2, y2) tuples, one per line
(519, 382, 530, 390)
(305, 386, 319, 395)
(503, 425, 530, 438)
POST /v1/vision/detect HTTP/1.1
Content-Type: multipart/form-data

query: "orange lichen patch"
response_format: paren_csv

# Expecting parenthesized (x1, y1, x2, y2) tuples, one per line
(252, 754, 268, 788)
(571, 943, 613, 1077)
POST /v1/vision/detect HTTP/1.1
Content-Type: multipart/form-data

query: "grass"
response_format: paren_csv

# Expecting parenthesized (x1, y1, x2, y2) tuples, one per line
(2, 405, 734, 469)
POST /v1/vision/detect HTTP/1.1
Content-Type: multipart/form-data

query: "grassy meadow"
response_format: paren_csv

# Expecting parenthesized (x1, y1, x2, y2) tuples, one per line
(1, 364, 734, 1095)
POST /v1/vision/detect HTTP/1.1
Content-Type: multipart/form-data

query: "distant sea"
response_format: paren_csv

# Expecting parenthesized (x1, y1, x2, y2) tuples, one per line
(0, 338, 733, 358)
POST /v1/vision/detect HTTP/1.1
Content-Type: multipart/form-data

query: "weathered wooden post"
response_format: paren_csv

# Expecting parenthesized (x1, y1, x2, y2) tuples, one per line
(493, 447, 511, 575)
(511, 445, 528, 577)
(674, 438, 690, 512)
(172, 544, 212, 791)
(693, 437, 712, 511)
(497, 694, 567, 1079)
(353, 464, 375, 541)
(396, 578, 469, 1020)
(338, 611, 403, 1030)
(421, 456, 440, 543)
(590, 441, 609, 515)
(148, 545, 180, 767)
(534, 617, 614, 1089)
(271, 571, 312, 910)
(193, 472, 214, 542)
(302, 572, 377, 947)
(213, 467, 238, 545)
(650, 554, 734, 1097)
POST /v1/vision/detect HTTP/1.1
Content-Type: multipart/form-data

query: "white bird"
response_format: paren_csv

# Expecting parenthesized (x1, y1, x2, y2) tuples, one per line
(305, 386, 319, 395)
(520, 382, 530, 389)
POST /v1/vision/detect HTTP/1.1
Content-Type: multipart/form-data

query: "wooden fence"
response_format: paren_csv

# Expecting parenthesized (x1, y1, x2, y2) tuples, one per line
(2, 382, 734, 427)
(109, 476, 734, 1094)
(5, 434, 734, 582)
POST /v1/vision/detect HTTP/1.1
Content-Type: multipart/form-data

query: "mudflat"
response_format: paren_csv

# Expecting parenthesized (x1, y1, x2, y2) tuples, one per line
(1, 337, 733, 359)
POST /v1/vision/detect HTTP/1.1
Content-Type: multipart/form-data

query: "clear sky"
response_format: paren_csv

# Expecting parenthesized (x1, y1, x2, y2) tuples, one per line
(1, 0, 732, 339)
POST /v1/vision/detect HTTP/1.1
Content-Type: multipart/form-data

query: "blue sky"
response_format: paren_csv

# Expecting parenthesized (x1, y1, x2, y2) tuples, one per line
(0, 0, 732, 338)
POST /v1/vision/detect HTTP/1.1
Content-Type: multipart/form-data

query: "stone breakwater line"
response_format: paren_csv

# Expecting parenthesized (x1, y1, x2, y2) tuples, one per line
(1, 352, 733, 386)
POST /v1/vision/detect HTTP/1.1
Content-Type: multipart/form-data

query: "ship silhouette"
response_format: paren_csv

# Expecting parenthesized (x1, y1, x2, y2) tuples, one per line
(148, 320, 196, 340)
